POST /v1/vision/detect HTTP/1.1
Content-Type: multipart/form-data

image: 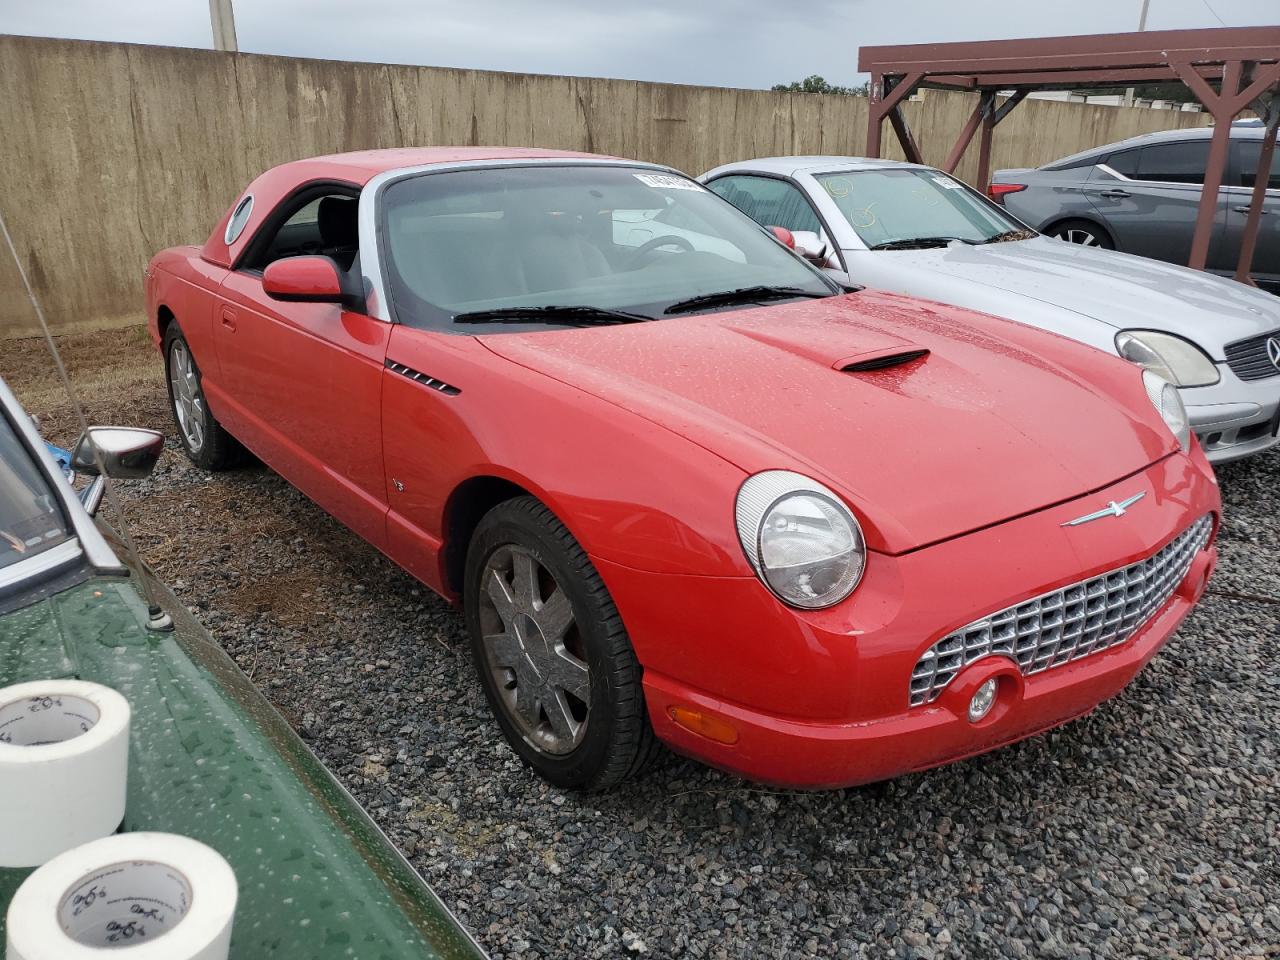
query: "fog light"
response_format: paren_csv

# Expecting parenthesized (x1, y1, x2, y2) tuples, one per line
(968, 678, 998, 723)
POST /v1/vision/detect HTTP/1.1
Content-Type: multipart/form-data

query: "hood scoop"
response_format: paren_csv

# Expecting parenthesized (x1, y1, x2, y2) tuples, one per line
(837, 348, 930, 373)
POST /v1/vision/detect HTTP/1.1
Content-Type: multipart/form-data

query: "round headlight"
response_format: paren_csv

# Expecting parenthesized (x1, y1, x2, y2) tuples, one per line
(735, 471, 866, 609)
(1142, 369, 1192, 453)
(1116, 330, 1219, 387)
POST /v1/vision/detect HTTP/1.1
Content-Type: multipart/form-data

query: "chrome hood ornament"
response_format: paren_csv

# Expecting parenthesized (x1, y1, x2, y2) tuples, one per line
(1062, 492, 1146, 527)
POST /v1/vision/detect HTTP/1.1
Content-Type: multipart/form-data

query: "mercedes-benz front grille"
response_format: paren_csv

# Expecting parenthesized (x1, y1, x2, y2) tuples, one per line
(1224, 331, 1280, 382)
(908, 515, 1214, 707)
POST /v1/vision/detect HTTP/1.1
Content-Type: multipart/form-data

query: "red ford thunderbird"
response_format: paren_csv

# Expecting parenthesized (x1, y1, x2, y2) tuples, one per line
(145, 148, 1220, 790)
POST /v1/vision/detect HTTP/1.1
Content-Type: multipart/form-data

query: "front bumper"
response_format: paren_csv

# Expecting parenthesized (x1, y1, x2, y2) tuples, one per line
(1184, 366, 1280, 463)
(597, 451, 1220, 789)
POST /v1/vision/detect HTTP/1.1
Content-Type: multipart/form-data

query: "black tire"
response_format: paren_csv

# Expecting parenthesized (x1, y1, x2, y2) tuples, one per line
(163, 323, 245, 471)
(464, 496, 658, 791)
(1049, 219, 1115, 250)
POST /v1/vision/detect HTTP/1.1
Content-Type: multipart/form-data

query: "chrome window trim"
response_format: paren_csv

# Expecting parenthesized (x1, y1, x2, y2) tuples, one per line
(1094, 162, 1131, 182)
(357, 157, 684, 324)
(0, 376, 124, 576)
(224, 193, 255, 245)
(0, 538, 84, 593)
(1095, 156, 1211, 189)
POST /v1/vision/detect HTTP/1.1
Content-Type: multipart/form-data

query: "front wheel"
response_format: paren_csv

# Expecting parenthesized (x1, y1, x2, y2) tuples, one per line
(163, 324, 244, 470)
(464, 496, 658, 790)
(1050, 219, 1115, 249)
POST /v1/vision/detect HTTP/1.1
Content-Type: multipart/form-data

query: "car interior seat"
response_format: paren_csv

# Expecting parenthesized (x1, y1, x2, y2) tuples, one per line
(317, 196, 360, 271)
(506, 200, 611, 294)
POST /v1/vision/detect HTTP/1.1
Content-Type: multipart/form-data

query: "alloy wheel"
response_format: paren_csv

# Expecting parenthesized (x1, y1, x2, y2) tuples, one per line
(477, 544, 591, 756)
(168, 340, 205, 453)
(1058, 227, 1101, 246)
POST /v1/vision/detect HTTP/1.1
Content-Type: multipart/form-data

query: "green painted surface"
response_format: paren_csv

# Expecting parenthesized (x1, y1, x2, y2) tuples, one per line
(0, 575, 486, 959)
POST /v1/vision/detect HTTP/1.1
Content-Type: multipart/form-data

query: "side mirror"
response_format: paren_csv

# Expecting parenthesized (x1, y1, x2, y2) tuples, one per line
(72, 427, 164, 480)
(790, 230, 831, 265)
(262, 256, 361, 309)
(767, 226, 796, 250)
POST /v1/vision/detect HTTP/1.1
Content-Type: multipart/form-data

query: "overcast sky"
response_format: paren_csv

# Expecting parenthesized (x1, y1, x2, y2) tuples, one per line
(4, 0, 1276, 89)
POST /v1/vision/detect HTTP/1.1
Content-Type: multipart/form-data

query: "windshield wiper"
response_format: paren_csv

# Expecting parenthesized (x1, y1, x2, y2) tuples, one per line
(452, 305, 654, 326)
(975, 229, 1038, 245)
(869, 236, 978, 251)
(663, 285, 832, 315)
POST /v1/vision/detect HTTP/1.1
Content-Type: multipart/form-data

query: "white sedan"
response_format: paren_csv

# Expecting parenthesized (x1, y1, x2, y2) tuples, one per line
(701, 156, 1280, 464)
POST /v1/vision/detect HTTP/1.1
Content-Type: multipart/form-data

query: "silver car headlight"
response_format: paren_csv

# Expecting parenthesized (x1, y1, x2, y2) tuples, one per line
(735, 471, 866, 609)
(1116, 330, 1219, 387)
(1142, 370, 1192, 453)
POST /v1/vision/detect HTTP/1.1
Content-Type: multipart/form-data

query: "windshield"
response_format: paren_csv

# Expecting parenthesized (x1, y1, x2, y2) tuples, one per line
(0, 413, 70, 570)
(817, 169, 1026, 248)
(380, 165, 836, 330)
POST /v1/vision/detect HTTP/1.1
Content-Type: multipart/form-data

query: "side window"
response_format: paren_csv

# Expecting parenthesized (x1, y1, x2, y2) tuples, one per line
(1233, 140, 1280, 190)
(708, 175, 823, 235)
(1105, 149, 1141, 178)
(242, 192, 360, 272)
(1134, 141, 1209, 184)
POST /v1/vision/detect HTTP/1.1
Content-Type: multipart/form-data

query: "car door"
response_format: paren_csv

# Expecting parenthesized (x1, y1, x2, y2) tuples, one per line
(1086, 140, 1229, 268)
(1219, 136, 1280, 287)
(214, 188, 392, 549)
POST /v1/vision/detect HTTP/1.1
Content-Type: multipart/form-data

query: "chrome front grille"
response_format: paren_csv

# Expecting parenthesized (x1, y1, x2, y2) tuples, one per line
(909, 515, 1214, 707)
(1223, 330, 1280, 382)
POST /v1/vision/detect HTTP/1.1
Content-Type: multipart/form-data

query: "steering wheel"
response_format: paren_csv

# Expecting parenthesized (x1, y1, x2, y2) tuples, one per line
(627, 234, 696, 268)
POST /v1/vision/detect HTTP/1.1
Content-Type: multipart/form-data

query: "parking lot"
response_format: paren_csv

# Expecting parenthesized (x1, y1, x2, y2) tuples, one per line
(3, 327, 1276, 959)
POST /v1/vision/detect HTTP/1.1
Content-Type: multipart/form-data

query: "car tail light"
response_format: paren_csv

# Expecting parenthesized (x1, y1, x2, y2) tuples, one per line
(988, 183, 1027, 205)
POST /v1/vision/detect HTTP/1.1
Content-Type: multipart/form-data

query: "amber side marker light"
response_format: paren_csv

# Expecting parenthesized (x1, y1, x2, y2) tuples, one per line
(669, 706, 740, 745)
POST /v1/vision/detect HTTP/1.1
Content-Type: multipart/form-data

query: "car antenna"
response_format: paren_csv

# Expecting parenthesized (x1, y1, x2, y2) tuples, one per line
(0, 210, 174, 632)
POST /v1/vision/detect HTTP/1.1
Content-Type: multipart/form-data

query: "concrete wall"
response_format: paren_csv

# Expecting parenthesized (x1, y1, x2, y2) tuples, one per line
(0, 34, 1210, 338)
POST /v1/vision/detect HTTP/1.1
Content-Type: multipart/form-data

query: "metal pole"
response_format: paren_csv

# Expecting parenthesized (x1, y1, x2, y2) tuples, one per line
(1125, 0, 1151, 106)
(867, 74, 885, 158)
(209, 0, 238, 52)
(1188, 59, 1242, 271)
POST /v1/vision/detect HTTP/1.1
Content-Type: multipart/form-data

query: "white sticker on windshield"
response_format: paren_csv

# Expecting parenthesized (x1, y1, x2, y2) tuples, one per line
(634, 173, 704, 191)
(932, 176, 964, 190)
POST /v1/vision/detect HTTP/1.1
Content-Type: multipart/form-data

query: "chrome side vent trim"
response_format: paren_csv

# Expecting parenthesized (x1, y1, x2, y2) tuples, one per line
(840, 349, 930, 373)
(385, 360, 461, 395)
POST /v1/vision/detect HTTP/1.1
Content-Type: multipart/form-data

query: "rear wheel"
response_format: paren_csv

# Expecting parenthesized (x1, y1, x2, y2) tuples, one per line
(163, 324, 244, 471)
(1050, 219, 1115, 249)
(464, 496, 658, 790)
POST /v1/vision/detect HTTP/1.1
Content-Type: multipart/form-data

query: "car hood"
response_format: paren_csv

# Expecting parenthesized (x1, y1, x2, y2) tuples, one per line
(480, 291, 1174, 554)
(862, 236, 1280, 356)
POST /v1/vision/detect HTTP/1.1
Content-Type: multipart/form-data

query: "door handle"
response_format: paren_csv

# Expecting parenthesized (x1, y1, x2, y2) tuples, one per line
(1098, 189, 1131, 199)
(219, 306, 237, 332)
(1233, 205, 1272, 215)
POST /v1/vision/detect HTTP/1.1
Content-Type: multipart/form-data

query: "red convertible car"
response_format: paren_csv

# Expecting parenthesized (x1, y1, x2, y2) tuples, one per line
(146, 147, 1220, 790)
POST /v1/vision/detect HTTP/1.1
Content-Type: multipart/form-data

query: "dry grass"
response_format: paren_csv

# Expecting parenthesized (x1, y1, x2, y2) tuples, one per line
(0, 326, 165, 446)
(1, 326, 347, 630)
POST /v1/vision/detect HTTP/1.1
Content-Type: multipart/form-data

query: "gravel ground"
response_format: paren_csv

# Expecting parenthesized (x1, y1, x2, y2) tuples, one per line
(4, 329, 1279, 959)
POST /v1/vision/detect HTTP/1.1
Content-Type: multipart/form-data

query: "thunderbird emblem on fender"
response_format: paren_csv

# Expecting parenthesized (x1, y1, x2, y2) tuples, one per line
(1061, 492, 1146, 527)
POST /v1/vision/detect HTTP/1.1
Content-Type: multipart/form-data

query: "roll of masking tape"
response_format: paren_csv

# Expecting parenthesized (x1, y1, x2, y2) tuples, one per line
(0, 679, 130, 868)
(5, 832, 237, 960)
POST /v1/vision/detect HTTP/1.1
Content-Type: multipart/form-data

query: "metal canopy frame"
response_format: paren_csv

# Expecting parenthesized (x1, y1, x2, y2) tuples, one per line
(859, 28, 1280, 284)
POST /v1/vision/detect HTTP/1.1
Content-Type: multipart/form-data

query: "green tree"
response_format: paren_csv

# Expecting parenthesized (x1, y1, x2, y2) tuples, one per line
(772, 75, 868, 96)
